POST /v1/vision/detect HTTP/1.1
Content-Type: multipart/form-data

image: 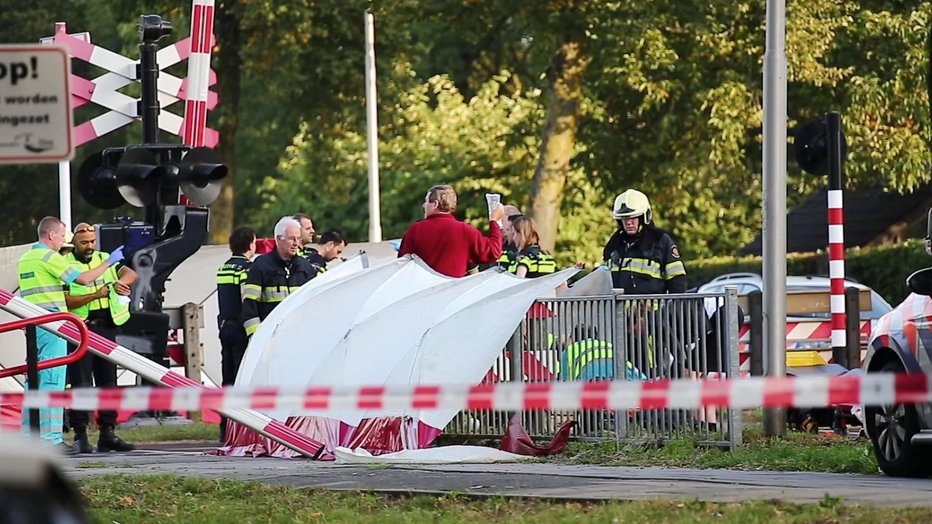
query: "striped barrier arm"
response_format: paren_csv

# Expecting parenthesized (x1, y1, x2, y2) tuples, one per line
(0, 288, 324, 459)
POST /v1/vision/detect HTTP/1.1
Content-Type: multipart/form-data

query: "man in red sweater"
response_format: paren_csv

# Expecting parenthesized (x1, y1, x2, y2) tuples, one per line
(399, 185, 505, 277)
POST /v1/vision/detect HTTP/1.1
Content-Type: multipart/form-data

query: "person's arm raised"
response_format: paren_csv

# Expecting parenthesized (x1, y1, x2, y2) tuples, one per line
(73, 246, 124, 285)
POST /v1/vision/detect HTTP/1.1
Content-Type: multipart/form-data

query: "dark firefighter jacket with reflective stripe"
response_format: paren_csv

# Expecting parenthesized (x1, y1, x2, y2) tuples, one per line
(302, 247, 328, 278)
(216, 255, 251, 323)
(602, 225, 687, 294)
(508, 245, 557, 278)
(242, 249, 315, 336)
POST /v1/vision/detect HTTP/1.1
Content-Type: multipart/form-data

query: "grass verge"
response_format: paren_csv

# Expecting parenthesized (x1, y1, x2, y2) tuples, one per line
(76, 421, 218, 444)
(550, 426, 878, 474)
(80, 475, 929, 523)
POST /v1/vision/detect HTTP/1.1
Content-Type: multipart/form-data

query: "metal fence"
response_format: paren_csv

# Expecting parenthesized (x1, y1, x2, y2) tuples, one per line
(445, 288, 742, 449)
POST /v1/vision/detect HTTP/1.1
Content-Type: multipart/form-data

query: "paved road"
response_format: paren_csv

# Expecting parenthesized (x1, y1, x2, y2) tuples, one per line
(62, 443, 932, 507)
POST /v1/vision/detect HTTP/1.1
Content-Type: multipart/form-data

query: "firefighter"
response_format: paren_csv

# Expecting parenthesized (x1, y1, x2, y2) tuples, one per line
(63, 222, 137, 453)
(242, 217, 315, 337)
(507, 216, 557, 278)
(302, 230, 347, 278)
(17, 217, 124, 450)
(603, 190, 687, 377)
(215, 226, 257, 442)
(602, 189, 687, 294)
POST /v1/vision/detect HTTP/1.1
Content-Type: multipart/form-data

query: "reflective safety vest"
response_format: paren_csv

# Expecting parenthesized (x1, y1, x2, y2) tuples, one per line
(495, 243, 517, 270)
(66, 251, 130, 325)
(556, 339, 647, 381)
(216, 255, 251, 323)
(508, 245, 557, 278)
(17, 245, 80, 312)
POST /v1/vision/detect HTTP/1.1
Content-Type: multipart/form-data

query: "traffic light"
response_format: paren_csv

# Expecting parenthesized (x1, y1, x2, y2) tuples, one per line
(794, 117, 848, 176)
(77, 144, 227, 209)
(73, 13, 224, 371)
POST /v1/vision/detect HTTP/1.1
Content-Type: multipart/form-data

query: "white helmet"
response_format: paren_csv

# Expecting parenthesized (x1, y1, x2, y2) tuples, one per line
(612, 189, 652, 224)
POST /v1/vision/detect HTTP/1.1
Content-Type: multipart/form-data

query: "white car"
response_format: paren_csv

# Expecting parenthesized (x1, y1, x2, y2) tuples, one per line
(697, 273, 893, 320)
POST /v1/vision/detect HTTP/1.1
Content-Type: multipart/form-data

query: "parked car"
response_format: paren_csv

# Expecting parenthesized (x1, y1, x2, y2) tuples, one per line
(697, 273, 893, 320)
(864, 212, 932, 477)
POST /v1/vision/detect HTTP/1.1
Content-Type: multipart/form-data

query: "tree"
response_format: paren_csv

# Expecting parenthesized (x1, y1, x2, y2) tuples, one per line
(529, 38, 589, 252)
(264, 64, 542, 242)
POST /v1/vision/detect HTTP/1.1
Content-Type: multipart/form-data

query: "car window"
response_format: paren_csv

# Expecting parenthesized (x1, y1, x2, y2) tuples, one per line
(868, 291, 893, 320)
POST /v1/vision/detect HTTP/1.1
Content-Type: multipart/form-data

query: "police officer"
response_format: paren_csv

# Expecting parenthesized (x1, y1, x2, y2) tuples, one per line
(302, 230, 346, 278)
(215, 226, 256, 441)
(242, 217, 315, 337)
(17, 217, 124, 450)
(603, 189, 687, 294)
(507, 216, 557, 278)
(63, 223, 137, 453)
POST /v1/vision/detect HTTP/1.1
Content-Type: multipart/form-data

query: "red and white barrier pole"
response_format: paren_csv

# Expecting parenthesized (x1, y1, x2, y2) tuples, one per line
(0, 289, 325, 458)
(182, 0, 215, 148)
(826, 112, 847, 364)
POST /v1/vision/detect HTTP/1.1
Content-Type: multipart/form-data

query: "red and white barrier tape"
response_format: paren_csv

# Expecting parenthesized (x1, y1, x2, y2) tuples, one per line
(3, 374, 930, 412)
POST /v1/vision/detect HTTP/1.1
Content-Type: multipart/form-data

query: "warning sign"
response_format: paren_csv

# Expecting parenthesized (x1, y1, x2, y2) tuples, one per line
(0, 45, 72, 163)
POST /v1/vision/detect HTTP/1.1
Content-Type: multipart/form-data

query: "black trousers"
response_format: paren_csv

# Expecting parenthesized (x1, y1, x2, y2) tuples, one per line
(219, 320, 248, 438)
(68, 316, 118, 430)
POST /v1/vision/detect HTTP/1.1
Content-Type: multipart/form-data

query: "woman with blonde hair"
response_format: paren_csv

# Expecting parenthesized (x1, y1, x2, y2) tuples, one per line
(508, 216, 557, 278)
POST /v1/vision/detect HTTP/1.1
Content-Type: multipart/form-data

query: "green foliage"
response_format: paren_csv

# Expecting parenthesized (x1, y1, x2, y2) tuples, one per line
(262, 66, 543, 240)
(0, 0, 929, 269)
(686, 239, 929, 304)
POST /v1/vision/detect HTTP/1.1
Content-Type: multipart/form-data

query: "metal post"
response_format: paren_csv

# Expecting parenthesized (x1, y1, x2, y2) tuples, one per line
(25, 325, 40, 433)
(748, 290, 764, 376)
(612, 290, 628, 441)
(364, 11, 383, 242)
(763, 0, 788, 437)
(58, 161, 71, 230)
(724, 286, 743, 449)
(826, 112, 847, 364)
(506, 326, 522, 435)
(507, 327, 522, 383)
(182, 302, 202, 383)
(844, 286, 861, 369)
(139, 37, 160, 145)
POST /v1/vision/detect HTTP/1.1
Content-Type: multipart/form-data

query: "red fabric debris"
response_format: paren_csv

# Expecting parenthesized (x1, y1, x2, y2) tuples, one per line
(255, 238, 276, 255)
(499, 413, 575, 456)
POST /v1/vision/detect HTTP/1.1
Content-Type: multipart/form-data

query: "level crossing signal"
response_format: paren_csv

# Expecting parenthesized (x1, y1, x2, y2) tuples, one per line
(77, 144, 227, 209)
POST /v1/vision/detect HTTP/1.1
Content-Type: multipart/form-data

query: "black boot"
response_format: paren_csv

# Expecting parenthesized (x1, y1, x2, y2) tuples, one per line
(72, 429, 94, 454)
(97, 425, 135, 452)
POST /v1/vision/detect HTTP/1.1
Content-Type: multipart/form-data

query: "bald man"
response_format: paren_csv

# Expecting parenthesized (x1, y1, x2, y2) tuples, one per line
(64, 222, 137, 453)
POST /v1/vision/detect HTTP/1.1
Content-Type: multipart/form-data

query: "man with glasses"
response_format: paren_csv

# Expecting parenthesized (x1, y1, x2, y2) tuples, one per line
(63, 222, 138, 453)
(242, 217, 315, 338)
(16, 217, 125, 450)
